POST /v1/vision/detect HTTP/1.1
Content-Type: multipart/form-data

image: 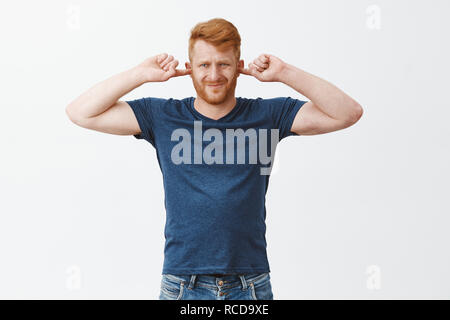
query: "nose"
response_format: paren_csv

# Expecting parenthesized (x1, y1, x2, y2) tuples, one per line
(208, 64, 221, 82)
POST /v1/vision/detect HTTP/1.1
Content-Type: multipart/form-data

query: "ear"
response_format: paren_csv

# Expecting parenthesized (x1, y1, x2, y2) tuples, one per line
(185, 61, 192, 77)
(237, 59, 244, 77)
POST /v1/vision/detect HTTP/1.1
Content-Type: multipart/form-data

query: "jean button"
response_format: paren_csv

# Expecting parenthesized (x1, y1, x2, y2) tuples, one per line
(218, 280, 224, 286)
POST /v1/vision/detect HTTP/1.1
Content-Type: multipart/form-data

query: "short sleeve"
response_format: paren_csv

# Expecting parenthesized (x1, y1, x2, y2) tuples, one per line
(126, 97, 163, 147)
(269, 96, 307, 140)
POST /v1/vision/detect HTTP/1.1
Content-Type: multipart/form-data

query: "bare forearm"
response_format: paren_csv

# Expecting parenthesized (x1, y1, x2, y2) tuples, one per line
(278, 63, 362, 121)
(66, 66, 146, 120)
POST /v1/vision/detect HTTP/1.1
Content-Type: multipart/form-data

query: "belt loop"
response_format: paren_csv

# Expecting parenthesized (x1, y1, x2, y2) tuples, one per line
(239, 275, 248, 291)
(188, 275, 197, 290)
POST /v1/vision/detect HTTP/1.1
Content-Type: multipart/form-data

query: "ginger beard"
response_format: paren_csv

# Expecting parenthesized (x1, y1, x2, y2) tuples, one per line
(191, 66, 239, 105)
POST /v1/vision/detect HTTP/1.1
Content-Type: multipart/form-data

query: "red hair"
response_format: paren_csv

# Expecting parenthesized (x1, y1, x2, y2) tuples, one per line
(188, 18, 241, 63)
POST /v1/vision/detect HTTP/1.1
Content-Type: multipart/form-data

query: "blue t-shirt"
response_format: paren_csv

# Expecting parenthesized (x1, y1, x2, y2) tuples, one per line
(126, 96, 306, 275)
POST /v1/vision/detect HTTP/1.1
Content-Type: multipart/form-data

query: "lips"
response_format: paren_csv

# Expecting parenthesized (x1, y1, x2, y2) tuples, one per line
(208, 83, 224, 87)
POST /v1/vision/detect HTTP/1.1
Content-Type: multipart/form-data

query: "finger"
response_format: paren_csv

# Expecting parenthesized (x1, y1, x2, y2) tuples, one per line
(170, 60, 179, 69)
(260, 54, 270, 63)
(258, 55, 270, 66)
(253, 59, 268, 70)
(238, 65, 253, 75)
(161, 56, 174, 70)
(164, 59, 178, 71)
(157, 53, 168, 63)
(248, 62, 258, 73)
(258, 60, 269, 68)
(250, 62, 264, 73)
(173, 68, 192, 77)
(161, 55, 174, 69)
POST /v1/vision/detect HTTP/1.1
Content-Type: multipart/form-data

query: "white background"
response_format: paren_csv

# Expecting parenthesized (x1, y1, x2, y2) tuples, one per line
(0, 0, 449, 299)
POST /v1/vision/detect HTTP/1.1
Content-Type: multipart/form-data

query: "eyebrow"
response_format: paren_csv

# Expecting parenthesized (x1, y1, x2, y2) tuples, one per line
(197, 59, 232, 64)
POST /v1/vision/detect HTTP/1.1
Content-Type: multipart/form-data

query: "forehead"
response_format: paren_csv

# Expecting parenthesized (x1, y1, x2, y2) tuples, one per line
(192, 40, 235, 62)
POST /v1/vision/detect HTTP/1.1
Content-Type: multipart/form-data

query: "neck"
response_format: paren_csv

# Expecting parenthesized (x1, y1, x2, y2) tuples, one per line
(194, 95, 237, 120)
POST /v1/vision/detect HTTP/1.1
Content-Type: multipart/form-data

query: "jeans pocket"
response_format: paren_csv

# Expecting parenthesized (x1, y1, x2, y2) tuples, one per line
(248, 273, 273, 300)
(160, 275, 185, 300)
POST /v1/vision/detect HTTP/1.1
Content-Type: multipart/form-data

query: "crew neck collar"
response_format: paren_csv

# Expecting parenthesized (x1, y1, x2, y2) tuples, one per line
(189, 96, 242, 122)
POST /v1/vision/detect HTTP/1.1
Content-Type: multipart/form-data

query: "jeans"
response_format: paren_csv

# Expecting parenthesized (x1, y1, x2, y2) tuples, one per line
(159, 272, 274, 300)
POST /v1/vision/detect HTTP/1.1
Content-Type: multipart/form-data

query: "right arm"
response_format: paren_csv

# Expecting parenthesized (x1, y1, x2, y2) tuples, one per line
(65, 53, 191, 135)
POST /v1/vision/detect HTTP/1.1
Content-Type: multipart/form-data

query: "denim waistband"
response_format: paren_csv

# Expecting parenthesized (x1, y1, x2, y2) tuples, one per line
(162, 272, 269, 291)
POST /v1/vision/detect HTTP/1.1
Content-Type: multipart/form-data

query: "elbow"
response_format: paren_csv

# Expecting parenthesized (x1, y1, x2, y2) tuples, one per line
(347, 103, 363, 124)
(65, 104, 83, 125)
(65, 104, 76, 123)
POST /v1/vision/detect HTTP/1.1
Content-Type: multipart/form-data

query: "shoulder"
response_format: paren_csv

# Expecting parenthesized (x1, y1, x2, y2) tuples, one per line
(241, 96, 290, 106)
(241, 97, 294, 115)
(138, 96, 189, 109)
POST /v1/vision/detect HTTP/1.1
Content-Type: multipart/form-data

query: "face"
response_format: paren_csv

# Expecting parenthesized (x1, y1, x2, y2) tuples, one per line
(186, 40, 243, 105)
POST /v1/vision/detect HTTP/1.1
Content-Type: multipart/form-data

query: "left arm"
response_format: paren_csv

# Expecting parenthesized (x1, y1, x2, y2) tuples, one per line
(240, 54, 364, 135)
(279, 63, 363, 135)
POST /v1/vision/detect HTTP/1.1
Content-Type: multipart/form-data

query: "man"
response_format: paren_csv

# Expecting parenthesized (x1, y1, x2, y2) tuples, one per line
(65, 18, 363, 300)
